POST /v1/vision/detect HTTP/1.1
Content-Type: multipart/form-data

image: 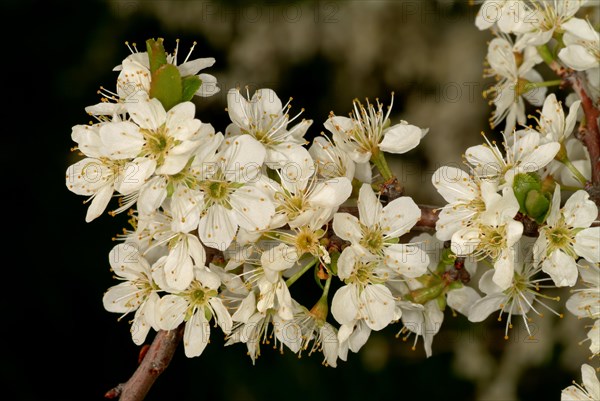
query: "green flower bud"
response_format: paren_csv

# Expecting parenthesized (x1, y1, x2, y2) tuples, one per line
(525, 189, 551, 223)
(513, 172, 542, 214)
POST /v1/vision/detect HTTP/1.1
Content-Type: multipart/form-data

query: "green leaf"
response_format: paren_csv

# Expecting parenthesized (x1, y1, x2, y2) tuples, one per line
(513, 172, 542, 213)
(525, 189, 551, 223)
(146, 38, 168, 75)
(149, 64, 182, 111)
(181, 75, 203, 102)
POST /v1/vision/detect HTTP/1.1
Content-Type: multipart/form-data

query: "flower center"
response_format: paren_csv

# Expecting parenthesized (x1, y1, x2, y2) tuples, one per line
(543, 221, 577, 258)
(360, 226, 384, 255)
(479, 225, 507, 259)
(348, 260, 384, 288)
(276, 192, 306, 221)
(200, 178, 235, 209)
(295, 228, 320, 254)
(141, 125, 177, 166)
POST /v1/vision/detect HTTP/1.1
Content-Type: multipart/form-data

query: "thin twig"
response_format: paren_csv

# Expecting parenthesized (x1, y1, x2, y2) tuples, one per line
(105, 325, 184, 401)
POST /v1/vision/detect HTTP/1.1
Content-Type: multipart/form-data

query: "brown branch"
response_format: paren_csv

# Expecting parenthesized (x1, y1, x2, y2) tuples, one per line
(105, 324, 184, 401)
(547, 60, 600, 205)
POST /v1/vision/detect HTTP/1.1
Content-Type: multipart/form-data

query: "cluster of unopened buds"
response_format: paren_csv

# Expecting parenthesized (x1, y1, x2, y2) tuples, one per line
(66, 1, 600, 399)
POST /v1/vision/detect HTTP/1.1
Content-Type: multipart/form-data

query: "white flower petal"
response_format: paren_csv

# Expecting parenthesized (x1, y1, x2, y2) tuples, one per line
(103, 282, 142, 313)
(447, 286, 481, 316)
(308, 177, 353, 208)
(468, 294, 504, 322)
(199, 205, 238, 251)
(184, 309, 210, 357)
(99, 121, 146, 160)
(451, 228, 480, 256)
(432, 166, 477, 203)
(492, 249, 515, 290)
(574, 227, 600, 263)
(559, 44, 599, 71)
(356, 184, 382, 227)
(384, 244, 429, 278)
(86, 184, 114, 222)
(333, 213, 362, 243)
(209, 298, 233, 335)
(379, 123, 423, 154)
(164, 241, 194, 291)
(157, 294, 187, 330)
(581, 364, 600, 401)
(109, 243, 149, 279)
(542, 250, 578, 287)
(127, 97, 167, 131)
(230, 186, 275, 232)
(222, 135, 266, 183)
(563, 190, 598, 228)
(331, 285, 359, 325)
(381, 196, 421, 237)
(178, 57, 215, 76)
(360, 284, 395, 330)
(115, 158, 156, 195)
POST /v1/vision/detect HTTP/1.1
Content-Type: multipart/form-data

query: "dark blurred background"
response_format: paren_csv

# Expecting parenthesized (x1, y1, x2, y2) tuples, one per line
(8, 0, 596, 400)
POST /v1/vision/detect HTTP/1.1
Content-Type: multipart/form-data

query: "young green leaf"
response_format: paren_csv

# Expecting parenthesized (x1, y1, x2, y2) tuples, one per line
(146, 38, 168, 75)
(149, 64, 182, 111)
(181, 76, 203, 102)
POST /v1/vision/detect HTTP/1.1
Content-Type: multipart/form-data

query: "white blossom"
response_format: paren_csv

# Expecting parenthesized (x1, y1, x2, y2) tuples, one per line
(566, 261, 600, 319)
(432, 166, 492, 241)
(157, 267, 232, 357)
(559, 18, 600, 71)
(226, 88, 312, 167)
(324, 95, 427, 164)
(475, 0, 531, 33)
(333, 183, 429, 277)
(468, 261, 562, 339)
(513, 0, 588, 51)
(484, 37, 546, 134)
(451, 186, 523, 290)
(102, 243, 161, 345)
(331, 247, 397, 332)
(465, 129, 559, 187)
(535, 186, 599, 287)
(562, 364, 600, 401)
(66, 121, 155, 222)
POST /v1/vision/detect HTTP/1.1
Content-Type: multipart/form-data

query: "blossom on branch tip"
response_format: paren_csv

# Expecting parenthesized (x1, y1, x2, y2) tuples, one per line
(324, 95, 427, 164)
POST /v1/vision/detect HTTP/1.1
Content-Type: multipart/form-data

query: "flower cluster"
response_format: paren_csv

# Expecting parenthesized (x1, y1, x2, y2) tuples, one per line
(66, 0, 600, 396)
(67, 38, 439, 364)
